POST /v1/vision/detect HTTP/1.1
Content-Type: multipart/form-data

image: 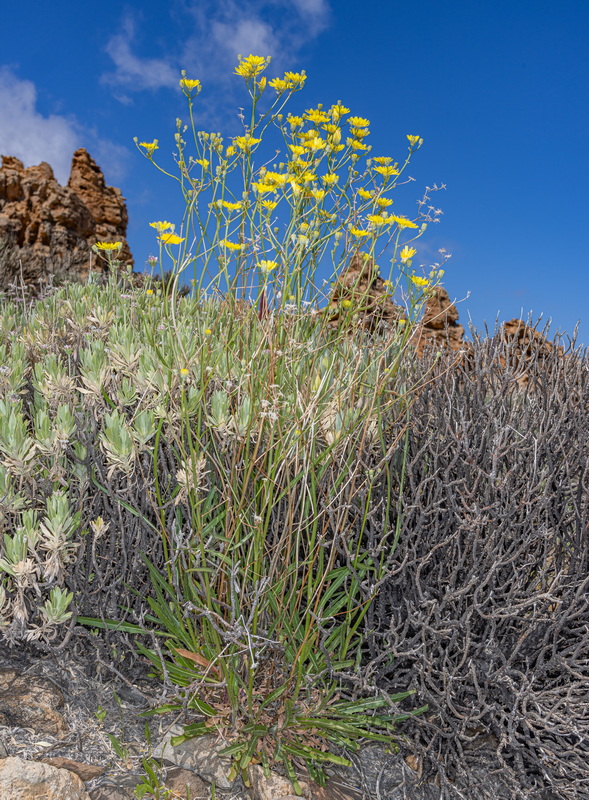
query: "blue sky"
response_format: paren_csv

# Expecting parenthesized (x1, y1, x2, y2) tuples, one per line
(1, 0, 588, 342)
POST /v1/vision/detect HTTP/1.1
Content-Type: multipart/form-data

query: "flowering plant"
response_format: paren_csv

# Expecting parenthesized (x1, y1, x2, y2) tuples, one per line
(136, 54, 441, 317)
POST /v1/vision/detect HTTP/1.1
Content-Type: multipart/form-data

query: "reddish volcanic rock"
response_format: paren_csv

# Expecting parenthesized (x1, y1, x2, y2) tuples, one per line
(325, 250, 406, 332)
(495, 318, 564, 388)
(0, 149, 132, 292)
(411, 286, 467, 356)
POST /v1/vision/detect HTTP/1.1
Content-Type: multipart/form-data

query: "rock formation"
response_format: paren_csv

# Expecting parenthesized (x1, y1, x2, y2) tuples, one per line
(0, 149, 133, 292)
(325, 250, 407, 332)
(410, 286, 467, 356)
(494, 318, 564, 389)
(324, 251, 467, 355)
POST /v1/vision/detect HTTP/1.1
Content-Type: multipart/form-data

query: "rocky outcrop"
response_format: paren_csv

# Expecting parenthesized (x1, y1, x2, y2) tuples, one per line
(494, 318, 564, 389)
(325, 251, 407, 332)
(411, 286, 467, 356)
(0, 149, 132, 292)
(324, 251, 467, 355)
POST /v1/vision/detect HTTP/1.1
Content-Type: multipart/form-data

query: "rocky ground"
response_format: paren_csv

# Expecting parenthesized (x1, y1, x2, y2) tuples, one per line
(0, 640, 528, 800)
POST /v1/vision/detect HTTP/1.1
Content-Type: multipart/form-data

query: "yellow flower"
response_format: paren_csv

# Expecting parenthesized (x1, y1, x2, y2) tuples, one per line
(146, 289, 154, 295)
(233, 135, 262, 151)
(400, 246, 417, 263)
(349, 139, 369, 151)
(305, 108, 330, 124)
(348, 116, 370, 127)
(410, 275, 430, 287)
(220, 240, 245, 251)
(311, 189, 325, 201)
(159, 233, 185, 245)
(383, 280, 393, 289)
(288, 115, 304, 127)
(350, 127, 370, 138)
(261, 200, 278, 210)
(179, 78, 201, 94)
(180, 368, 190, 377)
(195, 159, 209, 169)
(258, 259, 278, 274)
(215, 200, 243, 211)
(407, 135, 421, 146)
(367, 214, 389, 226)
(391, 216, 419, 229)
(372, 156, 393, 165)
(234, 55, 269, 79)
(341, 299, 353, 308)
(288, 144, 306, 155)
(357, 188, 373, 200)
(376, 197, 394, 208)
(226, 145, 236, 157)
(330, 103, 350, 121)
(349, 226, 370, 237)
(150, 221, 173, 232)
(283, 71, 306, 88)
(94, 241, 122, 251)
(204, 329, 212, 336)
(269, 77, 292, 92)
(322, 173, 339, 185)
(257, 77, 267, 91)
(303, 136, 326, 151)
(373, 165, 400, 177)
(252, 182, 276, 194)
(138, 140, 159, 155)
(258, 171, 289, 187)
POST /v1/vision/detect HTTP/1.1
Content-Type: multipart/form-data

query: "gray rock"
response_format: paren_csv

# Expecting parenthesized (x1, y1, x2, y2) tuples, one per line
(153, 730, 233, 790)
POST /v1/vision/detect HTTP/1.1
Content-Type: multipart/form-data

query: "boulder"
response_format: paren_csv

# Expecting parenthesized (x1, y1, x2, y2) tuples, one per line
(0, 149, 133, 292)
(0, 756, 91, 800)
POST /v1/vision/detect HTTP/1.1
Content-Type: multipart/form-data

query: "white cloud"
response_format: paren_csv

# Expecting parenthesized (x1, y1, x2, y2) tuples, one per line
(211, 18, 279, 61)
(101, 15, 178, 93)
(102, 1, 332, 100)
(0, 67, 129, 187)
(0, 67, 80, 184)
(289, 0, 330, 34)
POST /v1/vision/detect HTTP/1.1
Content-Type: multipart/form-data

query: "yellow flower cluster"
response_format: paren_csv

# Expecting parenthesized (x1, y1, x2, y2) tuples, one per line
(220, 240, 246, 251)
(391, 216, 419, 229)
(94, 241, 122, 251)
(234, 55, 269, 79)
(268, 72, 306, 92)
(373, 165, 400, 177)
(159, 233, 185, 245)
(179, 78, 201, 96)
(258, 259, 278, 274)
(138, 140, 159, 157)
(212, 199, 243, 211)
(232, 135, 262, 152)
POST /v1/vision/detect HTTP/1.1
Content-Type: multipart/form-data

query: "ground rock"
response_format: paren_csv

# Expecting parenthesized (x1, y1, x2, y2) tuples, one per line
(0, 755, 91, 800)
(163, 765, 209, 798)
(0, 668, 69, 739)
(0, 149, 133, 292)
(41, 756, 106, 782)
(153, 729, 233, 789)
